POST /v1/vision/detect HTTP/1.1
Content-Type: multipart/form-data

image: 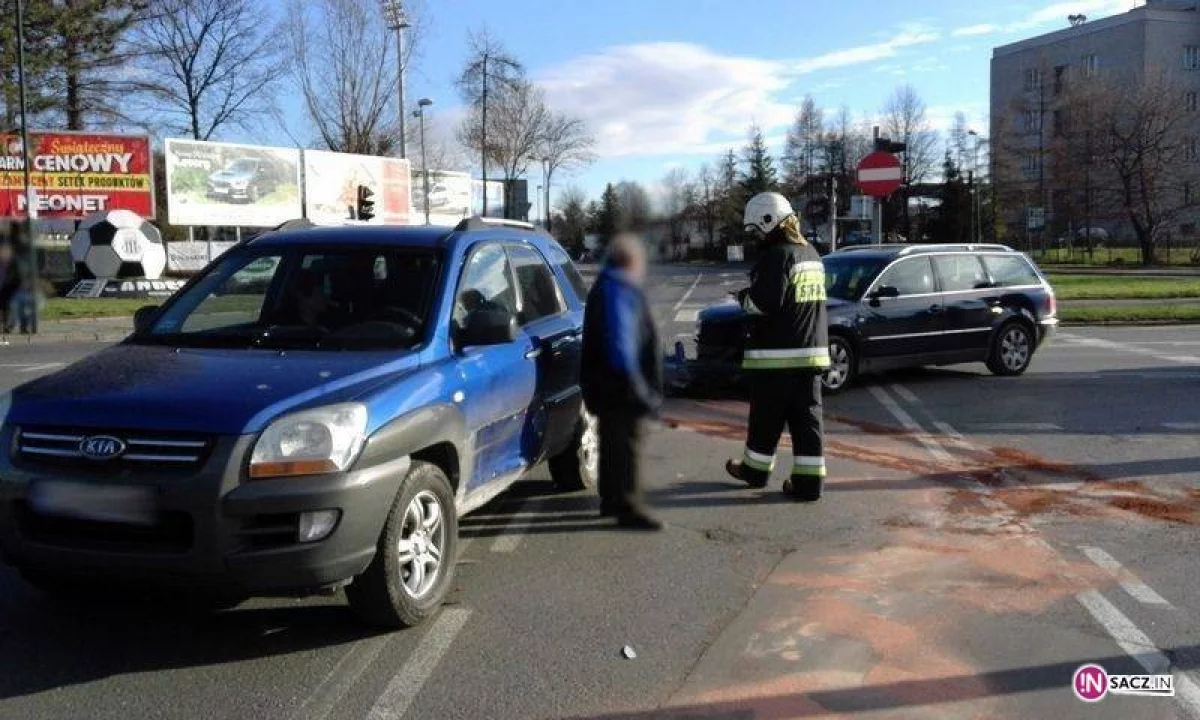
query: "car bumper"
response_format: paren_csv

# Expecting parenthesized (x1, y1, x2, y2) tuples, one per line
(1038, 317, 1059, 346)
(0, 429, 407, 595)
(207, 187, 250, 200)
(664, 338, 743, 390)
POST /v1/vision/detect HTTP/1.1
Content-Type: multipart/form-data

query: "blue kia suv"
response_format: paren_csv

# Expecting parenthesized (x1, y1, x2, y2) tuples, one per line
(0, 217, 596, 628)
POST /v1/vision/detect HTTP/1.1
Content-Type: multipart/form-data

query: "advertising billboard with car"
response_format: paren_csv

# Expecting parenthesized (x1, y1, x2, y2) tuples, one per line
(165, 138, 302, 227)
(0, 131, 154, 220)
(413, 170, 473, 226)
(302, 150, 412, 225)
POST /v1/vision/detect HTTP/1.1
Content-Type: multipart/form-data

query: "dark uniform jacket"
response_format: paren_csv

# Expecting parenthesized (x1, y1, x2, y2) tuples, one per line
(739, 238, 829, 372)
(581, 267, 663, 416)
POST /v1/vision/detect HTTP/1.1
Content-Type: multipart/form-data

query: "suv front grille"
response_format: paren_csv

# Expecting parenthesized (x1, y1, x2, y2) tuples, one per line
(15, 427, 212, 471)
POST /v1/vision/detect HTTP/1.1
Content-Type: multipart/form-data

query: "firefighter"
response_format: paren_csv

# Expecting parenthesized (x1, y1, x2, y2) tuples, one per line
(725, 192, 829, 501)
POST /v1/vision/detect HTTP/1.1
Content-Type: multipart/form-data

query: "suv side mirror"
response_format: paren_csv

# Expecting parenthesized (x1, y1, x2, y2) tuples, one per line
(458, 309, 517, 347)
(133, 305, 160, 333)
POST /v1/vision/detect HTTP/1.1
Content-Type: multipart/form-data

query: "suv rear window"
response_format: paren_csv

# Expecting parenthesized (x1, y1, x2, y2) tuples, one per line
(547, 245, 589, 301)
(983, 255, 1041, 287)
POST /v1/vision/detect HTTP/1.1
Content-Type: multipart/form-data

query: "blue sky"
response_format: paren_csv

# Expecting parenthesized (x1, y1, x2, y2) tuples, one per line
(261, 0, 1137, 213)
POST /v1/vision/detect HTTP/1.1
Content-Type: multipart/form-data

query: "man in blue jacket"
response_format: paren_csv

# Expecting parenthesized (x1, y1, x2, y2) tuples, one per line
(581, 234, 664, 531)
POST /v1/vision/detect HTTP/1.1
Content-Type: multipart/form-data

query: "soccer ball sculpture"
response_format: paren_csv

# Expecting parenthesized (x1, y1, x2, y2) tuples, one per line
(70, 209, 166, 280)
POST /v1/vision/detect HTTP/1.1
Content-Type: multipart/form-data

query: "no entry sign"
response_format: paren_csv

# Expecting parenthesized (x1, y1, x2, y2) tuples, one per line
(857, 152, 903, 198)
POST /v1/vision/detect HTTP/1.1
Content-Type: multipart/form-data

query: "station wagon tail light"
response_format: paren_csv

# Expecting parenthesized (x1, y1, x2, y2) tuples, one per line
(1046, 292, 1057, 317)
(249, 403, 368, 479)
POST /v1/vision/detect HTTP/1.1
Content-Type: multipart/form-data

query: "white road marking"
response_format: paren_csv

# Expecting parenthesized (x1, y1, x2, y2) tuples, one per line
(1164, 422, 1200, 431)
(1057, 334, 1200, 366)
(15, 362, 63, 373)
(674, 308, 700, 323)
(931, 421, 978, 453)
(1079, 546, 1172, 607)
(366, 608, 472, 720)
(1076, 591, 1200, 717)
(969, 422, 1064, 432)
(671, 274, 703, 316)
(870, 385, 954, 465)
(890, 383, 921, 404)
(296, 635, 392, 720)
(489, 499, 533, 553)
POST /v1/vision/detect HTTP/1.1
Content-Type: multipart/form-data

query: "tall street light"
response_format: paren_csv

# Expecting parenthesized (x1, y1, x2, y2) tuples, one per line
(540, 157, 551, 233)
(15, 0, 38, 333)
(381, 0, 410, 160)
(413, 98, 433, 225)
(968, 129, 981, 244)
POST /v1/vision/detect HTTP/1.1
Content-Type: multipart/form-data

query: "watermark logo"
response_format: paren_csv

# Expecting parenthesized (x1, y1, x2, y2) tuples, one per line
(1074, 664, 1109, 702)
(1073, 663, 1175, 703)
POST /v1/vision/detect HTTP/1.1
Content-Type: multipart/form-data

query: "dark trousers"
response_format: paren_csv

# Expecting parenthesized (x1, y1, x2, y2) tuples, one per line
(740, 371, 825, 498)
(597, 410, 645, 514)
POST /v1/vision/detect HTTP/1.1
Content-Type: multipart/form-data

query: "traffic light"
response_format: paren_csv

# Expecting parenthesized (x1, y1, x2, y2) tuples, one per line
(356, 185, 375, 221)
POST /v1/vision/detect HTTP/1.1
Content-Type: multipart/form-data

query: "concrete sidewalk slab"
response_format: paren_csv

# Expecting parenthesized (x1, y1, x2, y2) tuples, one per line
(1, 316, 131, 345)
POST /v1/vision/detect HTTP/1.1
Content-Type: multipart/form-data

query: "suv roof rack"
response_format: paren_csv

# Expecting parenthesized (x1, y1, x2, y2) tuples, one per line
(454, 216, 537, 232)
(897, 243, 1012, 255)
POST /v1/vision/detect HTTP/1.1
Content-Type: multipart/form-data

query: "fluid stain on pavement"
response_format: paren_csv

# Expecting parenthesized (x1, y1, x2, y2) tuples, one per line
(660, 402, 1195, 716)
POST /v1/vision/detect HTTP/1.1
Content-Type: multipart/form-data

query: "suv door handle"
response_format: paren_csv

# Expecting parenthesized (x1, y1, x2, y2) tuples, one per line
(525, 347, 543, 360)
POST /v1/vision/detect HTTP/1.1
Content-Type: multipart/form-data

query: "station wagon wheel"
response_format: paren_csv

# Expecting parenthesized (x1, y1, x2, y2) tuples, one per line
(822, 336, 855, 394)
(987, 321, 1034, 377)
(346, 461, 458, 628)
(549, 409, 598, 491)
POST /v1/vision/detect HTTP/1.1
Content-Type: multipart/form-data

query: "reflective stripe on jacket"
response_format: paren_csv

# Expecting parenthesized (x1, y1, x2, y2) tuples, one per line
(741, 241, 829, 372)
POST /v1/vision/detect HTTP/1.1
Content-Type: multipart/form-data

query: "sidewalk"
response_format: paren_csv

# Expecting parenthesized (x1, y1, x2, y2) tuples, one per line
(0, 315, 132, 346)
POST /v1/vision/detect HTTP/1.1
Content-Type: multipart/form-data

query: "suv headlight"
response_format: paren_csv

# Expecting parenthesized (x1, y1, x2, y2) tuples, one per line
(249, 403, 368, 479)
(0, 391, 11, 431)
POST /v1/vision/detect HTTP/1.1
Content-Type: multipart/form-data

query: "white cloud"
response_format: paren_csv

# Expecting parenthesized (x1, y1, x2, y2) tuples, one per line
(1018, 0, 1130, 28)
(792, 29, 941, 74)
(536, 42, 794, 159)
(953, 24, 997, 37)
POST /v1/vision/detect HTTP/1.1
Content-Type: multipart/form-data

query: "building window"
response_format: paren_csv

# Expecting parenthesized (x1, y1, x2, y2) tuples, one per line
(1185, 183, 1194, 205)
(1023, 152, 1042, 179)
(1080, 54, 1099, 78)
(1188, 92, 1199, 112)
(1023, 109, 1042, 134)
(1054, 65, 1069, 95)
(1186, 46, 1200, 71)
(1053, 109, 1069, 137)
(1024, 67, 1042, 91)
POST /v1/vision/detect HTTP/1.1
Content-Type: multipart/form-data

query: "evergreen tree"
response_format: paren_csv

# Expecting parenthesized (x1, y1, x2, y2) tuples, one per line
(591, 183, 620, 245)
(717, 149, 743, 246)
(0, 0, 61, 127)
(739, 125, 778, 197)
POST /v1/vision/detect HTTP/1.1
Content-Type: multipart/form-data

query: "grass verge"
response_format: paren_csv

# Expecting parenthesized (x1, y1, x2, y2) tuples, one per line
(1047, 274, 1200, 300)
(43, 298, 147, 321)
(1058, 304, 1200, 324)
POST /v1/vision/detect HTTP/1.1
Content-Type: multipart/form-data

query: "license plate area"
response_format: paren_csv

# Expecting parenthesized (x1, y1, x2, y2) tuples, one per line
(29, 480, 158, 526)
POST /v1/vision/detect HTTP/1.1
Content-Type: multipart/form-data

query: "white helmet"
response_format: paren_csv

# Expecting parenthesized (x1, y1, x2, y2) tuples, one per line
(743, 192, 795, 235)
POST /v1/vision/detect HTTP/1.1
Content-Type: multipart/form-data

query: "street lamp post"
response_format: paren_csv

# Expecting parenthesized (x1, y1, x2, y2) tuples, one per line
(413, 98, 433, 225)
(968, 129, 981, 244)
(381, 0, 410, 160)
(15, 0, 38, 333)
(541, 157, 551, 233)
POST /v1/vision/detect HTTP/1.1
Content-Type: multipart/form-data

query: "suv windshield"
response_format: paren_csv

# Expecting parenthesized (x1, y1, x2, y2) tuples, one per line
(226, 160, 257, 173)
(138, 247, 442, 350)
(823, 254, 889, 301)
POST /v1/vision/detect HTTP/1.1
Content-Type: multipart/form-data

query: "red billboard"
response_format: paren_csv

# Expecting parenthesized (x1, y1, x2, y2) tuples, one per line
(0, 131, 155, 220)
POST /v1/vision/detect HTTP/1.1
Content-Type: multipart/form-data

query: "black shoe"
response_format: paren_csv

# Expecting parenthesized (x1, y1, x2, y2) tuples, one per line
(782, 478, 822, 503)
(726, 459, 767, 489)
(599, 501, 618, 518)
(616, 512, 663, 531)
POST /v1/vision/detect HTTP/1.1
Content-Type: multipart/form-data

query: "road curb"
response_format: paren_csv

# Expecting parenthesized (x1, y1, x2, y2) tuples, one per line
(1060, 320, 1200, 327)
(1, 331, 127, 346)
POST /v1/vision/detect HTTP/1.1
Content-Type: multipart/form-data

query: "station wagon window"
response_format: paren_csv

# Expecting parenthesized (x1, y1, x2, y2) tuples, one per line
(932, 255, 988, 292)
(455, 244, 518, 331)
(983, 255, 1041, 287)
(875, 257, 935, 296)
(506, 244, 564, 324)
(546, 244, 589, 301)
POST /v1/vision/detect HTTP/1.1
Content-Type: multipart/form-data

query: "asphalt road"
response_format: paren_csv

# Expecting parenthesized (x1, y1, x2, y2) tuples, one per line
(0, 264, 1198, 720)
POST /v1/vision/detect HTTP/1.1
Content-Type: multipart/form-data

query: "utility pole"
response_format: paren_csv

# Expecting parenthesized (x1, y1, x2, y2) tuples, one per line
(16, 0, 38, 333)
(381, 0, 410, 159)
(829, 175, 838, 252)
(873, 125, 883, 245)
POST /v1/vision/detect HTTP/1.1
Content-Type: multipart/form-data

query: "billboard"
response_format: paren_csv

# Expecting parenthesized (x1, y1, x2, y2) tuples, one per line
(413, 170, 473, 226)
(303, 150, 411, 225)
(472, 179, 504, 217)
(0, 131, 154, 220)
(165, 138, 302, 227)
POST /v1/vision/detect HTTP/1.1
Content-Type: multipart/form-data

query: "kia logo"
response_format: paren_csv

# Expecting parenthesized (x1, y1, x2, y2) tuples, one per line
(79, 435, 127, 461)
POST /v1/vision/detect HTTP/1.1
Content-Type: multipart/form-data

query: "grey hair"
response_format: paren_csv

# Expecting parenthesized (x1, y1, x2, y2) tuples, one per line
(604, 233, 646, 269)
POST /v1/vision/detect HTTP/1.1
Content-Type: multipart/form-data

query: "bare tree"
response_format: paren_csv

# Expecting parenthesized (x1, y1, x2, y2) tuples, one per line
(132, 0, 278, 140)
(536, 112, 595, 230)
(288, 0, 422, 154)
(694, 163, 718, 249)
(461, 79, 548, 218)
(882, 84, 939, 236)
(456, 30, 523, 213)
(661, 166, 690, 245)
